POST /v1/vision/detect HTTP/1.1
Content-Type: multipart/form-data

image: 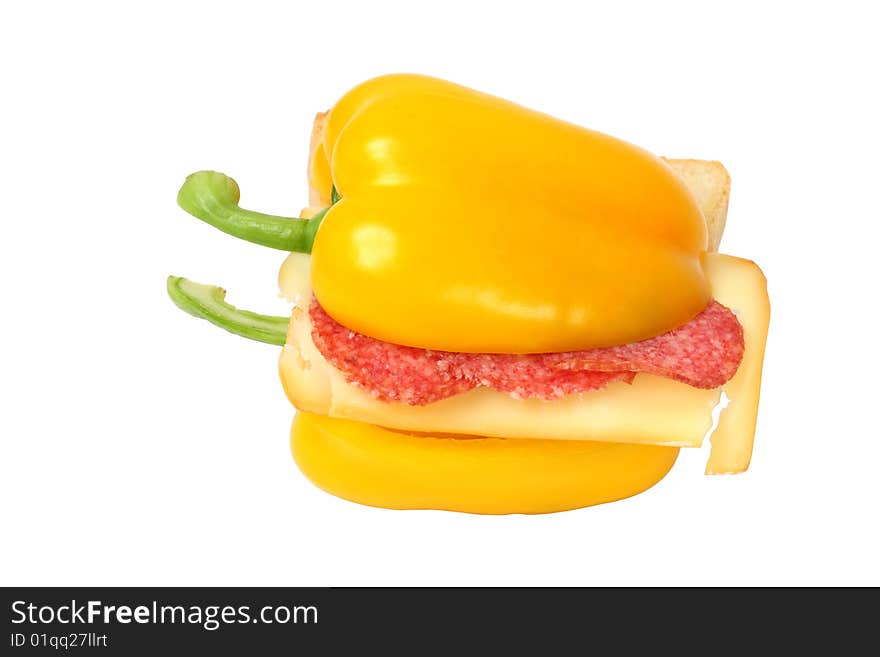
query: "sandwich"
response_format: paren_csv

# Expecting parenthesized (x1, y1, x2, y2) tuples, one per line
(168, 74, 769, 514)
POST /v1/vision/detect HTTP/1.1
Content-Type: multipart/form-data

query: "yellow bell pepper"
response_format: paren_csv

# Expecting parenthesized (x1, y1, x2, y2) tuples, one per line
(168, 74, 768, 515)
(291, 412, 678, 514)
(310, 74, 709, 352)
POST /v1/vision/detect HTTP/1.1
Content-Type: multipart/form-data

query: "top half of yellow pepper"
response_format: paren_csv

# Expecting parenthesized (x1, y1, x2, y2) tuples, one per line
(176, 74, 710, 353)
(308, 74, 709, 353)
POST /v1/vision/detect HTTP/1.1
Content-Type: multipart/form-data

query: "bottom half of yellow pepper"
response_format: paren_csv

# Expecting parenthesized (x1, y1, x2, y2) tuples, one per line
(291, 412, 679, 515)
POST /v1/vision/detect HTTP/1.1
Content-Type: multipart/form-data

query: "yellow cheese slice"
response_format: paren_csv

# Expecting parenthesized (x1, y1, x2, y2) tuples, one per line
(703, 255, 769, 473)
(277, 252, 768, 471)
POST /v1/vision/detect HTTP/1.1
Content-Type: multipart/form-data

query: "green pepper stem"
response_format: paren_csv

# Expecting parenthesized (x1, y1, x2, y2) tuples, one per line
(166, 276, 289, 345)
(177, 171, 326, 252)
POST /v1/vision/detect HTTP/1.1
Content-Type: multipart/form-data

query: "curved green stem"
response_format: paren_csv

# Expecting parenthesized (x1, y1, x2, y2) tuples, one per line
(177, 171, 326, 252)
(167, 276, 289, 345)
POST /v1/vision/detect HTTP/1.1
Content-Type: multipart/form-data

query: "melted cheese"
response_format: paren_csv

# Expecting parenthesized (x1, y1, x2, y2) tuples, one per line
(278, 253, 769, 472)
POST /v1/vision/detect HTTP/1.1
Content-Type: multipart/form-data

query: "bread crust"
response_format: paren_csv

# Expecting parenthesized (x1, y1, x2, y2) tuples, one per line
(307, 111, 328, 207)
(664, 158, 731, 251)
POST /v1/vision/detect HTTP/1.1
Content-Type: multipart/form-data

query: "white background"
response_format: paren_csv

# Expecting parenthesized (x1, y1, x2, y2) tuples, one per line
(2, 1, 878, 586)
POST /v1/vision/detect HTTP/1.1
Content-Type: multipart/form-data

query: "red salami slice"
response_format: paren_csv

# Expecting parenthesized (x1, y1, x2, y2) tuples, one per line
(541, 301, 744, 389)
(310, 299, 743, 406)
(309, 305, 476, 405)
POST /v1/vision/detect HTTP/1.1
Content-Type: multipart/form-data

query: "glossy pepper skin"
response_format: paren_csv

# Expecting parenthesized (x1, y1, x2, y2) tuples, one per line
(309, 74, 710, 353)
(291, 412, 679, 514)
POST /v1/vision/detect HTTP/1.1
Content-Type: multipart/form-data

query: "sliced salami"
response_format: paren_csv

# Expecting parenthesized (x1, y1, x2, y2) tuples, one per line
(310, 299, 743, 406)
